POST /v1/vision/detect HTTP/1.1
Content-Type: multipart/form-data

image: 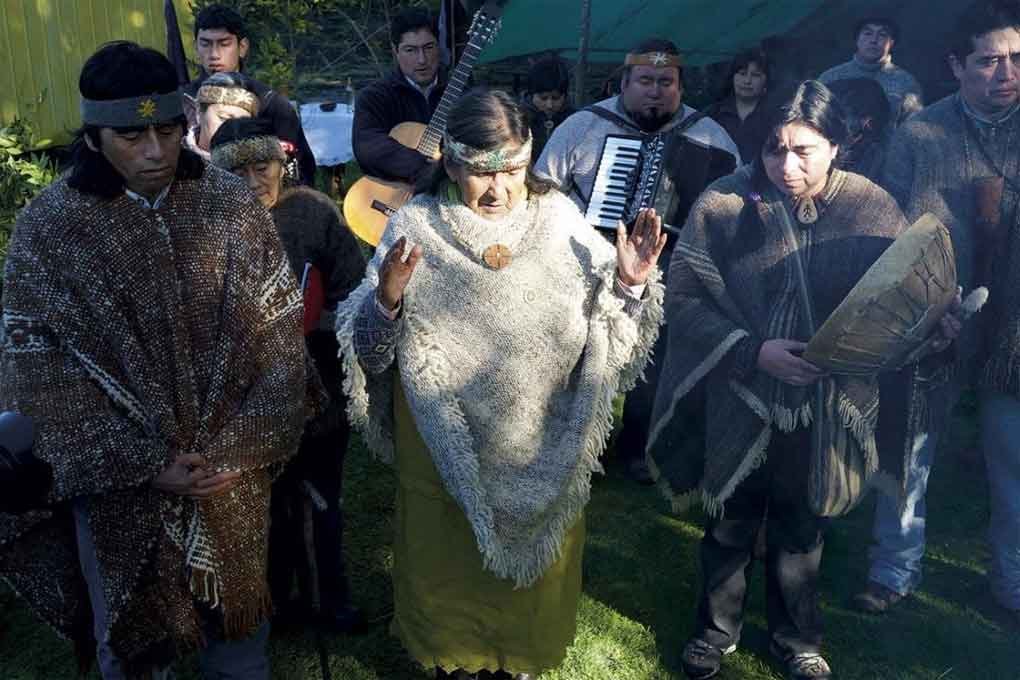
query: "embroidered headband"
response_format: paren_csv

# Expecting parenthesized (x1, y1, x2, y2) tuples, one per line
(444, 134, 533, 174)
(624, 51, 683, 68)
(80, 92, 184, 127)
(210, 134, 286, 171)
(196, 84, 260, 117)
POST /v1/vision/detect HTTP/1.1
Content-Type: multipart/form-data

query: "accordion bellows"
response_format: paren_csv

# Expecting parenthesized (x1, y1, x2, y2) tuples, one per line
(804, 213, 957, 375)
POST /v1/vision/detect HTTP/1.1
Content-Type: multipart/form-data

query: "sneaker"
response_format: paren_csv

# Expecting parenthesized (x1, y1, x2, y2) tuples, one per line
(852, 581, 905, 614)
(680, 637, 736, 679)
(770, 642, 832, 680)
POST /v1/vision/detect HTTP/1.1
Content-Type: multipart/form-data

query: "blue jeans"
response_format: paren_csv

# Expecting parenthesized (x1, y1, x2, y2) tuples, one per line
(980, 391, 1020, 611)
(867, 431, 936, 595)
(73, 502, 271, 679)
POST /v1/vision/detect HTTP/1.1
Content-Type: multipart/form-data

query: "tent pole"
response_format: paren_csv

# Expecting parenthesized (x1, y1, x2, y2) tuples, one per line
(573, 0, 592, 106)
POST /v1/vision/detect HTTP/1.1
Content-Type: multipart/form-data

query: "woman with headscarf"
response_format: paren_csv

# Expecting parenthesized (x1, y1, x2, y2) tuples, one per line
(210, 118, 368, 634)
(335, 89, 666, 679)
(646, 81, 958, 680)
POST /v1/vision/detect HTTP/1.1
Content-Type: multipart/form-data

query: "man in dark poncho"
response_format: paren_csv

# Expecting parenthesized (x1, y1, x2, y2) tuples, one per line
(857, 1, 1020, 621)
(0, 42, 309, 677)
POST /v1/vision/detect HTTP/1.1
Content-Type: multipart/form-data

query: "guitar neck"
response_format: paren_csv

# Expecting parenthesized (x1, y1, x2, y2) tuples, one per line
(416, 35, 489, 158)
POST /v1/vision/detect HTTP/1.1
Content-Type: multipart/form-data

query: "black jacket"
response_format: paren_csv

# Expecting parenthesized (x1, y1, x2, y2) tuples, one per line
(184, 72, 317, 185)
(524, 101, 575, 163)
(353, 70, 445, 182)
(708, 97, 769, 166)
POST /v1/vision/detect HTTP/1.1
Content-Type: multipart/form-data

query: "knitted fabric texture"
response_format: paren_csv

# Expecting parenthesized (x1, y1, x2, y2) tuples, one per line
(197, 84, 260, 116)
(883, 93, 1020, 396)
(646, 168, 918, 516)
(271, 185, 366, 433)
(211, 135, 286, 171)
(336, 189, 663, 588)
(819, 56, 924, 125)
(0, 167, 309, 672)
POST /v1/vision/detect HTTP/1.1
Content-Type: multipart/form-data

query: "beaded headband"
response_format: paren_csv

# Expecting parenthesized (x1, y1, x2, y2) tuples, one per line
(210, 134, 286, 171)
(196, 84, 260, 117)
(80, 92, 183, 127)
(444, 135, 532, 174)
(624, 51, 683, 68)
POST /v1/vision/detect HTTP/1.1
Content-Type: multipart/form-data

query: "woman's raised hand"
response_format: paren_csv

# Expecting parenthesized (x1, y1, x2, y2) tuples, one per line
(377, 236, 423, 310)
(616, 208, 668, 286)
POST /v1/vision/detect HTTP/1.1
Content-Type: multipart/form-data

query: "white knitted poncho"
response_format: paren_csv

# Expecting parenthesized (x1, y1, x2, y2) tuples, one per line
(336, 189, 663, 587)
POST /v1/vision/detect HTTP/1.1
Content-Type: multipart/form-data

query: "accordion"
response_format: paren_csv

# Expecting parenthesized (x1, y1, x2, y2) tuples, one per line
(584, 132, 680, 233)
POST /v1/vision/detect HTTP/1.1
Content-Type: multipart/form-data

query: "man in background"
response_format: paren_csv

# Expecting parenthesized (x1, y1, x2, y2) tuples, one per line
(184, 3, 316, 183)
(819, 16, 924, 126)
(857, 2, 1020, 623)
(352, 8, 445, 182)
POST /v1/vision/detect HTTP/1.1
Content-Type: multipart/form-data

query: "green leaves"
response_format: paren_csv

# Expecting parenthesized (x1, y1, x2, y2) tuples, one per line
(0, 118, 58, 264)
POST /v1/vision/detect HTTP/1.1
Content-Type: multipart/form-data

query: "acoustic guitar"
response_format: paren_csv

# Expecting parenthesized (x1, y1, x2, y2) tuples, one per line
(344, 2, 504, 245)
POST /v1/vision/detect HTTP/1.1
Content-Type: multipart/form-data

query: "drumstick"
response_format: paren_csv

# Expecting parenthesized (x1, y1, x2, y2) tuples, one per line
(899, 286, 989, 367)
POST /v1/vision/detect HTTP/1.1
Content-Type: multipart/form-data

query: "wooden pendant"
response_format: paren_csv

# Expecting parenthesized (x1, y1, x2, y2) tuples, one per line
(482, 244, 513, 269)
(796, 197, 819, 224)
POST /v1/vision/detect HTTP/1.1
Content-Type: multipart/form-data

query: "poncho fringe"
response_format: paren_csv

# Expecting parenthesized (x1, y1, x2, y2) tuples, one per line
(337, 191, 663, 588)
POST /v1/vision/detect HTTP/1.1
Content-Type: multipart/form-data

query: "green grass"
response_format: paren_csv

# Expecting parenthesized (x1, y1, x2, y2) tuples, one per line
(2, 397, 1018, 679)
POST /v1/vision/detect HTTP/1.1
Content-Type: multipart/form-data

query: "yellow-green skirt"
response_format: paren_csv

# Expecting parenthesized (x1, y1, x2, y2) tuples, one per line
(391, 386, 585, 675)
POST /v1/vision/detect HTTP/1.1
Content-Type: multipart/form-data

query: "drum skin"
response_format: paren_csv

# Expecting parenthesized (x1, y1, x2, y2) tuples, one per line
(803, 214, 957, 375)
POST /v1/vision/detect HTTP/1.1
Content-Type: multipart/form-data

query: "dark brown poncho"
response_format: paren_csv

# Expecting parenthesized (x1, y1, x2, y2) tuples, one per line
(646, 168, 922, 516)
(0, 167, 309, 671)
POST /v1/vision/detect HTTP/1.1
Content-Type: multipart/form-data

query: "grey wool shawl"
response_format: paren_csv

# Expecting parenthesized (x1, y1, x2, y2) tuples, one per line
(335, 190, 663, 587)
(646, 167, 916, 516)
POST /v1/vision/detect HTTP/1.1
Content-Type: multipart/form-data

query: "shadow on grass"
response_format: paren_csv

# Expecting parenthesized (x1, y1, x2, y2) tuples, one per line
(1, 397, 1017, 679)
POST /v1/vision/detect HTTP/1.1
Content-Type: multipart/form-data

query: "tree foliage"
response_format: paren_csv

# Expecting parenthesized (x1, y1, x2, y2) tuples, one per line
(190, 0, 440, 95)
(0, 119, 58, 265)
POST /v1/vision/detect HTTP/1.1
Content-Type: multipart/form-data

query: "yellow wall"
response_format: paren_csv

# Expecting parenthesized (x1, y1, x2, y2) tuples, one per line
(0, 0, 195, 147)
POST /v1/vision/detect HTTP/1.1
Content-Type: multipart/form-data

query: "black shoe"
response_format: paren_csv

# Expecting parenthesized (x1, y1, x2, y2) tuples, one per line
(851, 581, 905, 614)
(681, 637, 736, 679)
(317, 602, 368, 635)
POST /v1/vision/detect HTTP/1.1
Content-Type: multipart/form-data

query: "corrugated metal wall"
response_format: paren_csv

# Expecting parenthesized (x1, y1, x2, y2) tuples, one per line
(0, 0, 194, 147)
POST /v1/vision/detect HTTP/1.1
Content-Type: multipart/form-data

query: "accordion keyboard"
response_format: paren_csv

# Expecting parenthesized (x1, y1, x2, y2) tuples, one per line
(584, 134, 643, 230)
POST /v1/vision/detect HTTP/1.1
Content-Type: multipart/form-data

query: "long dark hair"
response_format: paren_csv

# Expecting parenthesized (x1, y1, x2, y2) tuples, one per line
(752, 80, 847, 189)
(416, 89, 554, 196)
(67, 41, 204, 199)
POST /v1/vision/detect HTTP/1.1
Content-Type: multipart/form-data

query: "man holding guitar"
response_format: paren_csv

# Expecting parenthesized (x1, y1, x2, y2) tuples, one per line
(345, 3, 504, 245)
(352, 8, 445, 184)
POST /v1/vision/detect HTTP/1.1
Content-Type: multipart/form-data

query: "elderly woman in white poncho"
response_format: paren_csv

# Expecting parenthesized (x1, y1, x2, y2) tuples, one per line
(335, 89, 666, 679)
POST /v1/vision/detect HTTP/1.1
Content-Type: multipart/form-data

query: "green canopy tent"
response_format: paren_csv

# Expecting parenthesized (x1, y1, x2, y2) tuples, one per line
(474, 0, 984, 105)
(479, 0, 831, 66)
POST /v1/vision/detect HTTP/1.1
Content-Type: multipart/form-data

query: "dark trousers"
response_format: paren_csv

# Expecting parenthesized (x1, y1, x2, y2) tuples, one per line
(268, 421, 352, 614)
(695, 428, 827, 655)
